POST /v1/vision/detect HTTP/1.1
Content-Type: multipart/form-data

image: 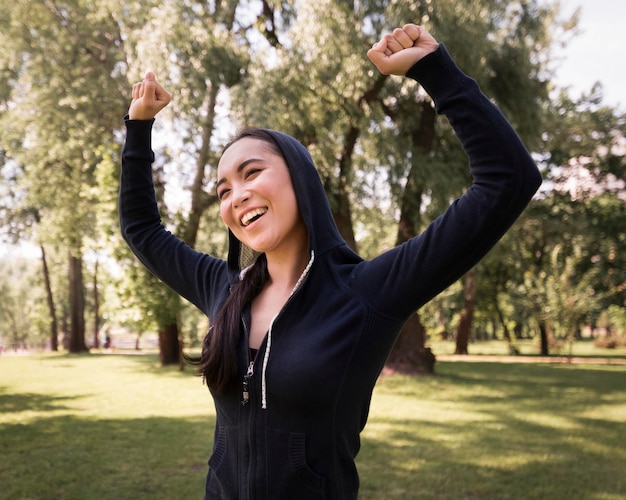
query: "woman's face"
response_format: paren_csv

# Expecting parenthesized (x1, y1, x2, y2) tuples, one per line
(217, 137, 307, 257)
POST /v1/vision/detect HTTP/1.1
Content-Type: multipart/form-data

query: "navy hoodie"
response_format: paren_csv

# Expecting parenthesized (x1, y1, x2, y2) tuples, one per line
(120, 45, 542, 499)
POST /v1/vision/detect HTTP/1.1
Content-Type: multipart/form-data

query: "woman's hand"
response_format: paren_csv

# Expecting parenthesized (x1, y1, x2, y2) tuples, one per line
(128, 72, 171, 120)
(367, 24, 439, 76)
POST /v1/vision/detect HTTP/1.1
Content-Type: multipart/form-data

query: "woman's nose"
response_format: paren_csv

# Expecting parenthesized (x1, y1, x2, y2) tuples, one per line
(232, 186, 249, 208)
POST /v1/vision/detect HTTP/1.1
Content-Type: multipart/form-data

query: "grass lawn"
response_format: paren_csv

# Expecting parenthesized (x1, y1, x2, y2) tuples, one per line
(1, 352, 625, 499)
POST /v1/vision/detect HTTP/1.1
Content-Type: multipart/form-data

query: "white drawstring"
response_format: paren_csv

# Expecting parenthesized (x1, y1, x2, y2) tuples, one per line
(239, 263, 254, 281)
(261, 315, 277, 409)
(261, 251, 315, 409)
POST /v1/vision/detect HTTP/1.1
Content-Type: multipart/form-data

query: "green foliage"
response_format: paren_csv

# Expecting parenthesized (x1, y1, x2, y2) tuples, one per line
(0, 0, 131, 351)
(0, 1, 128, 249)
(605, 306, 626, 334)
(0, 257, 49, 347)
(0, 0, 624, 354)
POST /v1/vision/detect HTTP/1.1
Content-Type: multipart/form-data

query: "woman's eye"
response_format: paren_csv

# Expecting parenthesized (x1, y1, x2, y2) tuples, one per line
(245, 168, 261, 179)
(218, 188, 230, 200)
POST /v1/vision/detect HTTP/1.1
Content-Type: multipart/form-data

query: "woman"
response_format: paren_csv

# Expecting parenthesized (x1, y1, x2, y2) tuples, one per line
(120, 24, 541, 499)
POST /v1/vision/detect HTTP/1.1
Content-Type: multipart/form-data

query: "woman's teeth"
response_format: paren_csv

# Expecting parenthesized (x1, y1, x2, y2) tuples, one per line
(241, 208, 267, 226)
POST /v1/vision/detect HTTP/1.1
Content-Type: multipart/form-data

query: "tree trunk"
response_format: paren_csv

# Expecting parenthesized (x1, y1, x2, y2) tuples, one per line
(454, 268, 476, 354)
(539, 320, 550, 356)
(326, 125, 359, 251)
(5, 309, 20, 349)
(327, 74, 388, 251)
(68, 250, 88, 353)
(495, 300, 519, 354)
(61, 306, 70, 349)
(157, 287, 183, 364)
(159, 322, 181, 366)
(331, 185, 357, 251)
(385, 312, 435, 374)
(93, 259, 100, 349)
(437, 303, 449, 340)
(396, 179, 423, 244)
(181, 81, 220, 248)
(40, 245, 58, 351)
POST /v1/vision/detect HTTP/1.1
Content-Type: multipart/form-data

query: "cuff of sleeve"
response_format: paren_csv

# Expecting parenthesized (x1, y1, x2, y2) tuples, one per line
(124, 115, 156, 129)
(405, 44, 474, 112)
(123, 116, 156, 159)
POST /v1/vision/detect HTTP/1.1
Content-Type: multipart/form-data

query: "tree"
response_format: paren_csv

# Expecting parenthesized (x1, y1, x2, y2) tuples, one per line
(454, 268, 476, 355)
(0, 1, 129, 353)
(4, 0, 621, 365)
(231, 0, 560, 369)
(118, 0, 251, 365)
(40, 245, 59, 351)
(0, 256, 49, 350)
(532, 87, 626, 352)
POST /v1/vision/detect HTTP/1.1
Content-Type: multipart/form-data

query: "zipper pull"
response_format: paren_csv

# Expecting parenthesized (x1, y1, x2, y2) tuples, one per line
(242, 361, 254, 406)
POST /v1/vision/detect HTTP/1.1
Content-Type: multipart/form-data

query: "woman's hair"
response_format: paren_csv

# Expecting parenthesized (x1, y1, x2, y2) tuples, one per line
(223, 127, 284, 157)
(187, 128, 284, 393)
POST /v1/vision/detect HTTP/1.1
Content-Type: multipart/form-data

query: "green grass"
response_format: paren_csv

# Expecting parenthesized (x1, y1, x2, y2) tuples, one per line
(0, 353, 211, 500)
(360, 362, 626, 499)
(1, 353, 625, 499)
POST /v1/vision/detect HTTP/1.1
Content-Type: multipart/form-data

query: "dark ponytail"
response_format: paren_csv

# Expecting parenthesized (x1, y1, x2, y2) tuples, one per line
(188, 254, 268, 393)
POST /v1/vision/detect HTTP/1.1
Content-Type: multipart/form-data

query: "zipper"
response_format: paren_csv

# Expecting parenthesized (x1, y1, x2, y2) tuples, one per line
(239, 268, 305, 407)
(240, 315, 255, 500)
(240, 252, 314, 498)
(240, 251, 315, 408)
(259, 251, 315, 409)
(242, 360, 254, 406)
(241, 315, 254, 406)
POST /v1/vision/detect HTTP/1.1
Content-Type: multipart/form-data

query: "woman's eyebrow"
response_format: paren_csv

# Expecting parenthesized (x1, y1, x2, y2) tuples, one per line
(216, 158, 263, 188)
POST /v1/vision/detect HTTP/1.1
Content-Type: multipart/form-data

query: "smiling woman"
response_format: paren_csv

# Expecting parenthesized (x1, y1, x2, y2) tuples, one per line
(211, 128, 312, 379)
(217, 131, 308, 267)
(119, 22, 541, 500)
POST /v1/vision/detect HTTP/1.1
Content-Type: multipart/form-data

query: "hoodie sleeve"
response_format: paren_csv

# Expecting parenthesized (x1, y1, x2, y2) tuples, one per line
(119, 118, 228, 314)
(351, 44, 542, 320)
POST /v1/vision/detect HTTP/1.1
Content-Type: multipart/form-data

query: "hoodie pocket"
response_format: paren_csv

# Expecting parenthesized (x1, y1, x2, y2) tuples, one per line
(266, 428, 326, 499)
(206, 426, 236, 499)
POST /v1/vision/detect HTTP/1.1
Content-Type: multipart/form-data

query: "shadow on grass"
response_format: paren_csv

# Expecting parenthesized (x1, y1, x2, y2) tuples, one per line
(382, 361, 626, 398)
(359, 413, 625, 499)
(7, 357, 624, 499)
(358, 421, 626, 500)
(0, 409, 214, 500)
(0, 387, 82, 414)
(360, 362, 626, 499)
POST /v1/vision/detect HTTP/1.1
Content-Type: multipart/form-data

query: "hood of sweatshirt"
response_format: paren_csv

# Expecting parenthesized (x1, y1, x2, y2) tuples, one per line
(226, 129, 349, 278)
(224, 129, 355, 410)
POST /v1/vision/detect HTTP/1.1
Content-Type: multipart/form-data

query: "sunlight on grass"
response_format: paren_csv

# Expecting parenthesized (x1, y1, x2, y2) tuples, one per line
(581, 403, 626, 422)
(1, 353, 625, 499)
(358, 361, 626, 499)
(0, 353, 214, 499)
(520, 412, 582, 429)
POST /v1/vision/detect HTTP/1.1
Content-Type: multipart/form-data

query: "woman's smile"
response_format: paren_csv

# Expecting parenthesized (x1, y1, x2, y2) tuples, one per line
(240, 207, 268, 227)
